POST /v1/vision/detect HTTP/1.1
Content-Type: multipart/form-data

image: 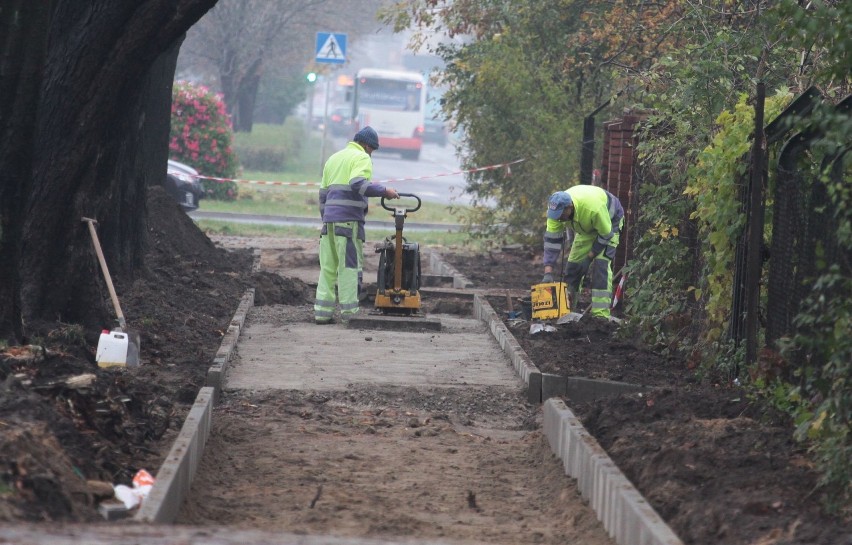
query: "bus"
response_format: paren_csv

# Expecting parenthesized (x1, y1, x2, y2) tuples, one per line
(352, 68, 426, 160)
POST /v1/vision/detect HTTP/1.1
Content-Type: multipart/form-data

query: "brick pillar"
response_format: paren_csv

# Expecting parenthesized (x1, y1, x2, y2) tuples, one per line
(600, 115, 643, 277)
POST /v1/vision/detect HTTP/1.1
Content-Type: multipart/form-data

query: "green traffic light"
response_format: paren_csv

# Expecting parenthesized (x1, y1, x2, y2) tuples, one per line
(306, 72, 317, 83)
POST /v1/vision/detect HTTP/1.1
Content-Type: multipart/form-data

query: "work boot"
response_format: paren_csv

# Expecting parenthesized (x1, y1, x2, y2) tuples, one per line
(315, 318, 334, 325)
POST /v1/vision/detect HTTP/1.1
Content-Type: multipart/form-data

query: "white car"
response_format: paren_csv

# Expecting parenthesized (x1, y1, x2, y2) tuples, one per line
(164, 159, 205, 211)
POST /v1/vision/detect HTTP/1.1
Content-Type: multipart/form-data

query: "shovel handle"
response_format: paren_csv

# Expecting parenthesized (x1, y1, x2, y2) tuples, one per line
(82, 217, 127, 330)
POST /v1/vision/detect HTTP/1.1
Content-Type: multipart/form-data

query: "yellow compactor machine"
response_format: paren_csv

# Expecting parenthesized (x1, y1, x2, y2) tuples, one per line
(374, 193, 422, 315)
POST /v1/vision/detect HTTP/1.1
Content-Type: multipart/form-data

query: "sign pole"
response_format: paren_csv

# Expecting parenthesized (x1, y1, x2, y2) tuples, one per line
(320, 71, 332, 173)
(314, 31, 347, 175)
(306, 83, 315, 129)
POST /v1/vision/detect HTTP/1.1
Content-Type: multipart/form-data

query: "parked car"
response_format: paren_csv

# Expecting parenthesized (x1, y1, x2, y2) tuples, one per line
(327, 106, 353, 137)
(163, 159, 205, 211)
(423, 96, 448, 146)
(423, 115, 448, 146)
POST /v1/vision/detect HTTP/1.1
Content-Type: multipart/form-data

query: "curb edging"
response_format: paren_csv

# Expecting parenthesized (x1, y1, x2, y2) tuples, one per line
(543, 399, 684, 545)
(206, 288, 255, 401)
(426, 250, 473, 289)
(136, 251, 260, 522)
(472, 294, 542, 403)
(453, 266, 684, 545)
(135, 387, 214, 523)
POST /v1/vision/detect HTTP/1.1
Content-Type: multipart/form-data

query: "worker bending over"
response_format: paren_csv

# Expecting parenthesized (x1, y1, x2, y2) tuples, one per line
(542, 185, 624, 319)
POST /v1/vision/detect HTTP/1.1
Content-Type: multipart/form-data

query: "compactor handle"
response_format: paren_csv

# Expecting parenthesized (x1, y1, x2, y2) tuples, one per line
(381, 193, 421, 213)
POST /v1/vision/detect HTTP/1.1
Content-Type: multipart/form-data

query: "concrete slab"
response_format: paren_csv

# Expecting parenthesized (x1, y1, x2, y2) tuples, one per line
(136, 387, 214, 524)
(564, 376, 646, 403)
(346, 313, 442, 332)
(542, 398, 684, 545)
(226, 315, 521, 391)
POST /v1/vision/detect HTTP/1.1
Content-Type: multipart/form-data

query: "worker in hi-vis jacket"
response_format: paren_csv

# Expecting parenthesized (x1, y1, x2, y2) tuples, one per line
(542, 185, 624, 319)
(315, 126, 399, 324)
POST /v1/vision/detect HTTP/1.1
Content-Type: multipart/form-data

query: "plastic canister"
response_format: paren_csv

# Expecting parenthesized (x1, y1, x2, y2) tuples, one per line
(96, 329, 129, 368)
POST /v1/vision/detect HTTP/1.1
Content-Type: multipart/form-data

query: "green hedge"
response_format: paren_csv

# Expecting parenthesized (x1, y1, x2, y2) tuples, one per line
(233, 120, 304, 172)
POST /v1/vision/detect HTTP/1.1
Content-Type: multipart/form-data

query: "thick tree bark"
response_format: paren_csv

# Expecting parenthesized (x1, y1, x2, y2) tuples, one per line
(235, 58, 263, 132)
(0, 0, 217, 343)
(0, 1, 54, 343)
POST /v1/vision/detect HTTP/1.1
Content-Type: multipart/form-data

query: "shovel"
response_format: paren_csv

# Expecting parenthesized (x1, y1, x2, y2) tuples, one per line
(556, 302, 592, 324)
(82, 217, 140, 366)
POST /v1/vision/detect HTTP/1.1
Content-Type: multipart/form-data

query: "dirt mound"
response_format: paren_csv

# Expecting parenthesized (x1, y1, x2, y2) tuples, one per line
(451, 248, 850, 545)
(0, 187, 255, 522)
(251, 271, 312, 306)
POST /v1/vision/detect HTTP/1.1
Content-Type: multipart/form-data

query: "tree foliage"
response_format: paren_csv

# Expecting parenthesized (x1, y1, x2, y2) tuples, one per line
(625, 1, 850, 507)
(685, 92, 792, 343)
(381, 0, 683, 246)
(384, 0, 850, 506)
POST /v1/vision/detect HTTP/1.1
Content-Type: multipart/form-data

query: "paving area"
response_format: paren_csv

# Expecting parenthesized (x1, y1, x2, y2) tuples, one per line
(169, 245, 617, 544)
(228, 312, 518, 391)
(4, 237, 676, 544)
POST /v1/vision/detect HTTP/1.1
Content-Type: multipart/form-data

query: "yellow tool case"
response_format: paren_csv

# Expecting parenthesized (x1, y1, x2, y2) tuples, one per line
(530, 282, 571, 321)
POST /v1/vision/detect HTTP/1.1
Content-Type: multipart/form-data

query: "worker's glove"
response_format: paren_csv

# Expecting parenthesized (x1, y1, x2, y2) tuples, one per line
(541, 272, 554, 283)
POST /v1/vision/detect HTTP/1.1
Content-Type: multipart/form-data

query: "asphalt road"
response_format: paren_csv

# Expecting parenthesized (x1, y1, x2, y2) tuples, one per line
(189, 136, 491, 230)
(188, 210, 462, 232)
(327, 134, 496, 207)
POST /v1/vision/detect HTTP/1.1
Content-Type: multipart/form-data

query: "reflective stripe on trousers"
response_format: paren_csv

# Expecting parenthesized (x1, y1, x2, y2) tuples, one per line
(314, 221, 363, 322)
(563, 218, 623, 318)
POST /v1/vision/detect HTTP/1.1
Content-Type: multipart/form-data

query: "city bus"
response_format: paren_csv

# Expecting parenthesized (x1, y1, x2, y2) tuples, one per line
(352, 68, 426, 160)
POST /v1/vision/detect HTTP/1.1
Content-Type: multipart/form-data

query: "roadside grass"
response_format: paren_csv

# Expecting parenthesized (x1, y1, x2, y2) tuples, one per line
(206, 122, 470, 224)
(202, 122, 476, 246)
(196, 220, 475, 248)
(199, 187, 465, 224)
(232, 120, 320, 180)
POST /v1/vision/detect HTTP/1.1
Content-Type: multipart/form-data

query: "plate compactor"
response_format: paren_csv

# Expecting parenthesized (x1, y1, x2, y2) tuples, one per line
(374, 193, 422, 316)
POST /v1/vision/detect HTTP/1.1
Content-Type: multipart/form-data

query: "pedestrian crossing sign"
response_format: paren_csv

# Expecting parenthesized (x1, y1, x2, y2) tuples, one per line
(315, 32, 347, 64)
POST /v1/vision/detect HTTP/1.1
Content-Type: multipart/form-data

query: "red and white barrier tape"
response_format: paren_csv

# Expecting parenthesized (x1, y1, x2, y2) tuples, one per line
(190, 158, 524, 187)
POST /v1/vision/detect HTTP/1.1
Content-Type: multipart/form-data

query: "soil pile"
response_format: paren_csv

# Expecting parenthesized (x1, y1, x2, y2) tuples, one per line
(447, 245, 849, 545)
(0, 186, 310, 522)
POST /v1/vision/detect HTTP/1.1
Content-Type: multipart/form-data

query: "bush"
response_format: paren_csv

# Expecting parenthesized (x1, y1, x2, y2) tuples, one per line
(232, 120, 305, 173)
(170, 81, 239, 200)
(234, 147, 286, 172)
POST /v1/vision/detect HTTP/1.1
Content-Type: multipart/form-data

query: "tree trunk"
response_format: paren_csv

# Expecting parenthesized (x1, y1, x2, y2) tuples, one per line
(0, 1, 54, 343)
(220, 46, 241, 129)
(0, 0, 217, 344)
(235, 58, 263, 132)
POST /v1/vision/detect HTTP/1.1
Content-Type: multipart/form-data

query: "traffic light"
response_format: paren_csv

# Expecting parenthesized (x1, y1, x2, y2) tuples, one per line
(306, 72, 317, 83)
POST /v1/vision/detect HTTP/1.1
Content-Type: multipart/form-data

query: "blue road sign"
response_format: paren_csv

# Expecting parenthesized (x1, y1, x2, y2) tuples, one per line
(315, 32, 347, 64)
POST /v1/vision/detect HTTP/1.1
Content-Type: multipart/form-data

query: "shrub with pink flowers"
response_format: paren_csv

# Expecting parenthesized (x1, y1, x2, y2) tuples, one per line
(169, 81, 239, 200)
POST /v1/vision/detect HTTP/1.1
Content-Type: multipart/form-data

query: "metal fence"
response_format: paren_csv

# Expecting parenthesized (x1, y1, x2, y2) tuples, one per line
(600, 87, 849, 373)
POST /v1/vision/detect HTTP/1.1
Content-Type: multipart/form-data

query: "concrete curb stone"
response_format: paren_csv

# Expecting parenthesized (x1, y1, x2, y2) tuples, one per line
(456, 262, 683, 545)
(139, 278, 256, 522)
(543, 400, 683, 545)
(426, 250, 473, 289)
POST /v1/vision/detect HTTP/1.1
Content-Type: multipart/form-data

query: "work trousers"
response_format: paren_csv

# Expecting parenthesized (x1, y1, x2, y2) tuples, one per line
(563, 219, 623, 318)
(314, 221, 364, 323)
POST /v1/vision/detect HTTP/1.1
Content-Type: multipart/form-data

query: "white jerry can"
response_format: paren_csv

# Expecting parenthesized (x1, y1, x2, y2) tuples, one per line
(96, 329, 129, 368)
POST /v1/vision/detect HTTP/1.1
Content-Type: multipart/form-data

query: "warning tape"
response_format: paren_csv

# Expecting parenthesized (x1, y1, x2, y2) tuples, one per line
(190, 158, 525, 187)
